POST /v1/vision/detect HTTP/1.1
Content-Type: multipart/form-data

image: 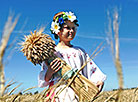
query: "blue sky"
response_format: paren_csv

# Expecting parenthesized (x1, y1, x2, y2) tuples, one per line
(0, 0, 138, 92)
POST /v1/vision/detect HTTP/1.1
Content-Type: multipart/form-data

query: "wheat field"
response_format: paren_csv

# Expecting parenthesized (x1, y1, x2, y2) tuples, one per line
(0, 8, 138, 102)
(0, 87, 138, 102)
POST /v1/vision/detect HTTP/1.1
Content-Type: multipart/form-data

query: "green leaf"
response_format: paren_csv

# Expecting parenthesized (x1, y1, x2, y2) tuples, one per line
(55, 17, 59, 21)
(63, 15, 68, 20)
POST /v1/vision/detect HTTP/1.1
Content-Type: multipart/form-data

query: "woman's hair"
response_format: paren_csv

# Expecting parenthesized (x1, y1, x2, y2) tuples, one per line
(50, 11, 79, 39)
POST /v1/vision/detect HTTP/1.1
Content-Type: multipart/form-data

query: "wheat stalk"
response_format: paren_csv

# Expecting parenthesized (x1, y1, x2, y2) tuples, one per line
(0, 13, 19, 96)
(106, 7, 124, 102)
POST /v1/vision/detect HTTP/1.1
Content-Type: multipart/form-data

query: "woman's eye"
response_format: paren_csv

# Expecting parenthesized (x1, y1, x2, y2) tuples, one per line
(64, 26, 70, 30)
(64, 26, 76, 30)
(72, 27, 75, 30)
(67, 27, 70, 30)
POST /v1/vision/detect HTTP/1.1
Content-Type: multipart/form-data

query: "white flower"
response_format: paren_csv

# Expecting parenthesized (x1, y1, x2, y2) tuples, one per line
(51, 21, 60, 34)
(65, 11, 76, 22)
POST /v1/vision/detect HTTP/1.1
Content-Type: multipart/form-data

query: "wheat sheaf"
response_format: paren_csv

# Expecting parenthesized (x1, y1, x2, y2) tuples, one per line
(21, 30, 56, 65)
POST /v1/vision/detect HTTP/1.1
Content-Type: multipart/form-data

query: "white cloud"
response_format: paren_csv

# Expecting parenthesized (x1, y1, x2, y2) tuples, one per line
(77, 34, 138, 42)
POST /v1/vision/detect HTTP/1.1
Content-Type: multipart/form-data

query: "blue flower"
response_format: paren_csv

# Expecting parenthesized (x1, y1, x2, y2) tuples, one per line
(58, 18, 64, 25)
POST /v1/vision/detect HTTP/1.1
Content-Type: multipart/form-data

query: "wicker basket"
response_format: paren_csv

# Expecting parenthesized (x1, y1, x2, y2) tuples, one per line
(59, 58, 99, 101)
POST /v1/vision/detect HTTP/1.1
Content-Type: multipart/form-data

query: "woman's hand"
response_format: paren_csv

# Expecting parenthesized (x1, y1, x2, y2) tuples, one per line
(45, 58, 62, 81)
(96, 81, 104, 93)
(49, 58, 62, 74)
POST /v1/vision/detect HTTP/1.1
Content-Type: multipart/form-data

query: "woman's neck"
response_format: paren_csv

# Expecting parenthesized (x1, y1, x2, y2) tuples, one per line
(57, 41, 72, 49)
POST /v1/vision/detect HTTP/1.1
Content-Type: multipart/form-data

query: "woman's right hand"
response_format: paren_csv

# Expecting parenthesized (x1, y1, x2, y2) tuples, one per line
(49, 58, 62, 74)
(45, 58, 62, 81)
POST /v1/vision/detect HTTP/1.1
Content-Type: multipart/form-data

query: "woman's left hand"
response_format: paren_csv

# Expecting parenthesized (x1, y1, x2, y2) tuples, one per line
(96, 81, 104, 92)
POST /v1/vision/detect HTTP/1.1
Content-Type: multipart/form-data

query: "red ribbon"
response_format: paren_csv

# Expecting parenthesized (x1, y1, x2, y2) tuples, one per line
(46, 81, 55, 101)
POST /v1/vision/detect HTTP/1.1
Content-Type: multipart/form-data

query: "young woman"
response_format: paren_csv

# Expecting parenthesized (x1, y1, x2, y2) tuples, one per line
(38, 11, 106, 102)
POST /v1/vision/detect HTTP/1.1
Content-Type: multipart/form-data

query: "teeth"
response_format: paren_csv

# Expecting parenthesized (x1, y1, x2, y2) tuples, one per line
(21, 30, 56, 65)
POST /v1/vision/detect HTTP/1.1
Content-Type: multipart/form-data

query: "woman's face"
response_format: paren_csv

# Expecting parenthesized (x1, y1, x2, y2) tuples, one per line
(58, 20, 77, 42)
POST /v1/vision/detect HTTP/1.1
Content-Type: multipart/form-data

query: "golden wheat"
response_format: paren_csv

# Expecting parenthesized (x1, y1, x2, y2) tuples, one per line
(21, 30, 56, 65)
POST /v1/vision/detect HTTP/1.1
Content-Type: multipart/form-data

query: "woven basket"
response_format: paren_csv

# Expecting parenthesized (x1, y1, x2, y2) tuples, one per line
(59, 58, 99, 101)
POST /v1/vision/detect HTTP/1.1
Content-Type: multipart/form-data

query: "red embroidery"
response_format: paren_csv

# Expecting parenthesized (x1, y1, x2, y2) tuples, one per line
(90, 67, 96, 75)
(90, 62, 93, 65)
(93, 67, 96, 73)
(79, 51, 81, 55)
(72, 52, 76, 57)
(46, 81, 55, 101)
(74, 53, 76, 57)
(67, 54, 71, 59)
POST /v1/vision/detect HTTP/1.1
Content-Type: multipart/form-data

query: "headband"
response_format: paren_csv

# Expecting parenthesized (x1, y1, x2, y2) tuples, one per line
(50, 11, 78, 35)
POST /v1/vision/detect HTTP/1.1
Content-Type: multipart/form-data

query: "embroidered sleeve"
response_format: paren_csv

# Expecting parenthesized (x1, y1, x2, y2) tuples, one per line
(79, 48, 106, 84)
(85, 54, 106, 84)
(38, 62, 50, 87)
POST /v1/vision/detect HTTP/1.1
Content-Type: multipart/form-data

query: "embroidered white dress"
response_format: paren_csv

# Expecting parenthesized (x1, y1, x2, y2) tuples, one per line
(38, 46, 106, 102)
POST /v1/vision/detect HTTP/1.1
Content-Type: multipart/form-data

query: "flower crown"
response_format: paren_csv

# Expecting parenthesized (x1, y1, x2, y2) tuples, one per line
(50, 11, 79, 35)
